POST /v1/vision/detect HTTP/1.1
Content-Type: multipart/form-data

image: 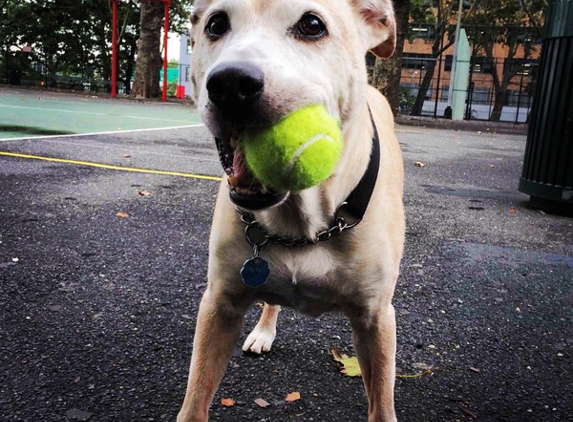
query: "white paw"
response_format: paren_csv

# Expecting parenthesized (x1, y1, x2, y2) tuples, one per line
(242, 326, 276, 354)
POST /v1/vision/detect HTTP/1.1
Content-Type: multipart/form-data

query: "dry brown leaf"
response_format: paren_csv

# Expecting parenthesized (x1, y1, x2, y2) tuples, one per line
(254, 398, 270, 408)
(285, 392, 301, 402)
(122, 154, 131, 158)
(396, 368, 433, 379)
(138, 190, 151, 197)
(220, 398, 235, 407)
(116, 211, 130, 218)
(459, 406, 477, 419)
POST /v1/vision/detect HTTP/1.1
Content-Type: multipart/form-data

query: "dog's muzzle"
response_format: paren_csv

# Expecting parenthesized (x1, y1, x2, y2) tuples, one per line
(207, 62, 288, 211)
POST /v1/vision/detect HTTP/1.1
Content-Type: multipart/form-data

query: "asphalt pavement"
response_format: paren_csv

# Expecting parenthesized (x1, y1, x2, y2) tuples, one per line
(1, 97, 572, 421)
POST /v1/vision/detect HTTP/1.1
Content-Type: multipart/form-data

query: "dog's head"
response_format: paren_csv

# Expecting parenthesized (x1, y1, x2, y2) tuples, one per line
(190, 0, 395, 210)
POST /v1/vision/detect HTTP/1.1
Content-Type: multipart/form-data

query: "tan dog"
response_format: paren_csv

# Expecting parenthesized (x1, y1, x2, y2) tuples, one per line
(178, 1, 404, 421)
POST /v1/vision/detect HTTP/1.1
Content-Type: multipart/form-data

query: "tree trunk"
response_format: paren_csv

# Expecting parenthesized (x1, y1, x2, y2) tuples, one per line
(410, 58, 438, 116)
(370, 0, 410, 116)
(124, 38, 137, 95)
(490, 57, 517, 122)
(132, 2, 163, 98)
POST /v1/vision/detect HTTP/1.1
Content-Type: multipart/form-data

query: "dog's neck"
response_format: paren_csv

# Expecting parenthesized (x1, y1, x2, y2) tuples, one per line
(253, 103, 373, 240)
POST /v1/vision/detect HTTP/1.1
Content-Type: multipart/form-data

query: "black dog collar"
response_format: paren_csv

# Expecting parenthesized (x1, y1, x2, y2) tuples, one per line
(238, 109, 380, 287)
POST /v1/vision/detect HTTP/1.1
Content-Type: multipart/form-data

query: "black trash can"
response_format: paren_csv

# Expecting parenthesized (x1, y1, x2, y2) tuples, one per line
(519, 0, 573, 213)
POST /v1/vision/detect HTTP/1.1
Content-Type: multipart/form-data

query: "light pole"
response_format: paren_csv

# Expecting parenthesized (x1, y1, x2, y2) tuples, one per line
(447, 0, 464, 106)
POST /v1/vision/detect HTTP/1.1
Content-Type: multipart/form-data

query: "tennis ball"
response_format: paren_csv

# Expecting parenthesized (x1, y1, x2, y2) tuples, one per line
(242, 105, 343, 192)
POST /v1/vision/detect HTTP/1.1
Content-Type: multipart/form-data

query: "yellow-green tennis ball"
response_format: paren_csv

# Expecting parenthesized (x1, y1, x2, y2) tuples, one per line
(242, 105, 343, 192)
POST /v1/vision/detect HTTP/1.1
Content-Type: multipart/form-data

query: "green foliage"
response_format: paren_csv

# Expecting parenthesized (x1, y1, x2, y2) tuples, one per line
(464, 0, 545, 58)
(399, 85, 416, 114)
(410, 0, 437, 25)
(167, 80, 177, 98)
(0, 0, 193, 83)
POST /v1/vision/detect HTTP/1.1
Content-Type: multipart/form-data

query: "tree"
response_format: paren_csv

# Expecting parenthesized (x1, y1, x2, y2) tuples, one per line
(132, 1, 164, 98)
(0, 0, 139, 89)
(132, 0, 192, 99)
(0, 0, 190, 95)
(409, 0, 476, 116)
(370, 0, 411, 116)
(466, 0, 545, 121)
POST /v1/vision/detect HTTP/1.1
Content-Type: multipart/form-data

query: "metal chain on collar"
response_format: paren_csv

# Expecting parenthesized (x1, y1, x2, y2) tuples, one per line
(239, 202, 362, 249)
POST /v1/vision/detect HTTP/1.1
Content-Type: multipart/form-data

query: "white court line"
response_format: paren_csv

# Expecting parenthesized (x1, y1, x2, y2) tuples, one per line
(0, 103, 194, 123)
(0, 124, 205, 142)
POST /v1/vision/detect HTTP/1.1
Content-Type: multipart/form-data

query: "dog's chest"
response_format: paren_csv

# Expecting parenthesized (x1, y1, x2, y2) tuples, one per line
(254, 247, 342, 316)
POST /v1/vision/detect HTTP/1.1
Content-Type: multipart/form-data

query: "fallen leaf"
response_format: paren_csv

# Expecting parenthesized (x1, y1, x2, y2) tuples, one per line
(396, 368, 433, 379)
(254, 398, 270, 408)
(220, 398, 235, 407)
(285, 391, 301, 402)
(414, 161, 425, 167)
(138, 190, 151, 197)
(331, 347, 361, 377)
(459, 406, 477, 419)
(122, 154, 132, 158)
(116, 211, 130, 218)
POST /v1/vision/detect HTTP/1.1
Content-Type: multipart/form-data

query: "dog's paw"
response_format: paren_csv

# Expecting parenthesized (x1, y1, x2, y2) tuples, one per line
(242, 326, 276, 354)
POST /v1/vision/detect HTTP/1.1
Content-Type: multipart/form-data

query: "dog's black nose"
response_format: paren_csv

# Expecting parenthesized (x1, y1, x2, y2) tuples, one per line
(206, 62, 264, 109)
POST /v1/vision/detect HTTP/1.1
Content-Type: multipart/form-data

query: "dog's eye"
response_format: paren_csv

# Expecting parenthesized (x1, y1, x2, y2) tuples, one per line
(206, 12, 230, 39)
(295, 13, 326, 39)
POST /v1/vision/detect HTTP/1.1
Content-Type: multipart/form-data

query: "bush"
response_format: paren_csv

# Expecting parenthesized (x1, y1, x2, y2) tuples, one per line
(167, 80, 177, 98)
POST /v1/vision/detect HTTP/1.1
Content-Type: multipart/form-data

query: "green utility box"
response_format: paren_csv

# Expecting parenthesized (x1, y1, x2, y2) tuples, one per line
(519, 0, 573, 212)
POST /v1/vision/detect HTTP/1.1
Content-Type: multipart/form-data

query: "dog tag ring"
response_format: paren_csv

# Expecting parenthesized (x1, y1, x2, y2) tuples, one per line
(241, 223, 271, 288)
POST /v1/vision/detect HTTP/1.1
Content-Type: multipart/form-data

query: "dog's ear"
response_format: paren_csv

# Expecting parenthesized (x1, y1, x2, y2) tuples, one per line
(353, 0, 396, 59)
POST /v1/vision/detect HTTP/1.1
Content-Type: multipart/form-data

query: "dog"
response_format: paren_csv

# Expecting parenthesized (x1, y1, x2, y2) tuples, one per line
(178, 0, 405, 421)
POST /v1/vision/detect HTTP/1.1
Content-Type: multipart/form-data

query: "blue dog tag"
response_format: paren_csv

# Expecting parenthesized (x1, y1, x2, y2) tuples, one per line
(241, 257, 270, 288)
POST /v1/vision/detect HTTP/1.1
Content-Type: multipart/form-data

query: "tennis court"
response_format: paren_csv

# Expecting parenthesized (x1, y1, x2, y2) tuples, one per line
(0, 88, 203, 139)
(0, 87, 224, 181)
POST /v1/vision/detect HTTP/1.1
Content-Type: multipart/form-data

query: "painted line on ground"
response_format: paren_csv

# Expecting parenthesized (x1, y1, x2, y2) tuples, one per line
(0, 124, 205, 142)
(0, 151, 222, 182)
(0, 103, 194, 124)
(25, 138, 220, 163)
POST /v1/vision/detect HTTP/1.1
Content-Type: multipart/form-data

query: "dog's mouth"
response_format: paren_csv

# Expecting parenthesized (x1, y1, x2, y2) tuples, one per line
(216, 135, 288, 210)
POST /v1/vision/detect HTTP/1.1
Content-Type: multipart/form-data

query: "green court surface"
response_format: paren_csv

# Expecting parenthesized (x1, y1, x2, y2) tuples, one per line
(0, 88, 203, 139)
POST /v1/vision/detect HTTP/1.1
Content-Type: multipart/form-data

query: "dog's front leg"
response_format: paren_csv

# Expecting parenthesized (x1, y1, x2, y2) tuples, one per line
(347, 301, 397, 422)
(177, 288, 248, 422)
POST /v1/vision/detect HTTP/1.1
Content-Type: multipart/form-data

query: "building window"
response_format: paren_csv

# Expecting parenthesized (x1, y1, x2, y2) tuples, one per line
(402, 53, 433, 70)
(410, 24, 435, 40)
